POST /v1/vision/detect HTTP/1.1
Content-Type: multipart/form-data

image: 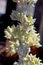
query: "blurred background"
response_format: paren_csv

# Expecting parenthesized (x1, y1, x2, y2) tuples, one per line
(0, 0, 43, 65)
(0, 0, 17, 42)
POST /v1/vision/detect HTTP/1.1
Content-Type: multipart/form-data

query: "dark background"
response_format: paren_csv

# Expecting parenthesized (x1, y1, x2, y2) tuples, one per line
(0, 0, 17, 42)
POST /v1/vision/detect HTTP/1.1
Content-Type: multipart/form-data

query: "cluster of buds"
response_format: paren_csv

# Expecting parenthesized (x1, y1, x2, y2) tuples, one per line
(4, 0, 43, 65)
(23, 54, 42, 65)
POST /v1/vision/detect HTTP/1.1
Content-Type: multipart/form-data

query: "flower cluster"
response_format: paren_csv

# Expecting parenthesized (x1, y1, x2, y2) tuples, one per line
(13, 54, 43, 65)
(23, 54, 42, 65)
(5, 13, 42, 49)
(4, 0, 43, 65)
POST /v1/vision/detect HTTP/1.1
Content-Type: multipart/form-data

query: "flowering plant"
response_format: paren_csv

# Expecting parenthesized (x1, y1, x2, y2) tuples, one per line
(4, 0, 43, 65)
